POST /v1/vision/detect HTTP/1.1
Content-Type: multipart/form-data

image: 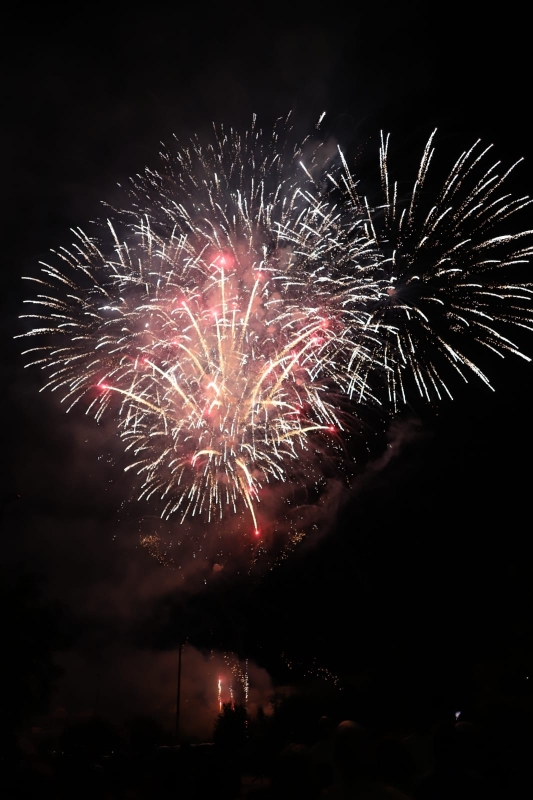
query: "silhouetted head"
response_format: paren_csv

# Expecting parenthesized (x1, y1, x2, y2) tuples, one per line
(334, 720, 370, 782)
(433, 722, 459, 768)
(377, 736, 415, 792)
(317, 716, 335, 740)
(454, 721, 480, 768)
(271, 744, 314, 798)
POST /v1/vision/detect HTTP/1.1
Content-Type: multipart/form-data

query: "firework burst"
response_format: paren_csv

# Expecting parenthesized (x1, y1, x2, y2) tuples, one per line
(19, 117, 381, 535)
(364, 131, 533, 406)
(19, 118, 533, 540)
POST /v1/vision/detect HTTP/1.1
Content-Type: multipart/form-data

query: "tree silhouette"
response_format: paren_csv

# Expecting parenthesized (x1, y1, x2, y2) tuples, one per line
(213, 703, 248, 748)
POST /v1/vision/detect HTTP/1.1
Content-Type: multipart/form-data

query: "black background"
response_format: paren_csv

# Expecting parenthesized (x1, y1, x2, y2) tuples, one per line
(2, 3, 532, 727)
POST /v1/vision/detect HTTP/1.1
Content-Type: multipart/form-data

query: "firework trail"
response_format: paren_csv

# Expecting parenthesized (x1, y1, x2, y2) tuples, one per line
(222, 653, 250, 708)
(364, 131, 533, 406)
(19, 117, 533, 540)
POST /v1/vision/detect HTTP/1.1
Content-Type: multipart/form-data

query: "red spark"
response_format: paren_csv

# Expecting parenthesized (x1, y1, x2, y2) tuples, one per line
(211, 251, 234, 270)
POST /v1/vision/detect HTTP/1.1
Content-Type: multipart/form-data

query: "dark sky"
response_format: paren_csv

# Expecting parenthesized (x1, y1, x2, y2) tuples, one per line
(2, 4, 532, 735)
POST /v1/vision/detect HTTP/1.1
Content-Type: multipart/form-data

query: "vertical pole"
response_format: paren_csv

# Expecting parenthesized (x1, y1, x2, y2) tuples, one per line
(176, 641, 183, 743)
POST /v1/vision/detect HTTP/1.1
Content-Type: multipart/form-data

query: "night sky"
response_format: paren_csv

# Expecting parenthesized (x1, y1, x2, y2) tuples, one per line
(2, 5, 532, 738)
